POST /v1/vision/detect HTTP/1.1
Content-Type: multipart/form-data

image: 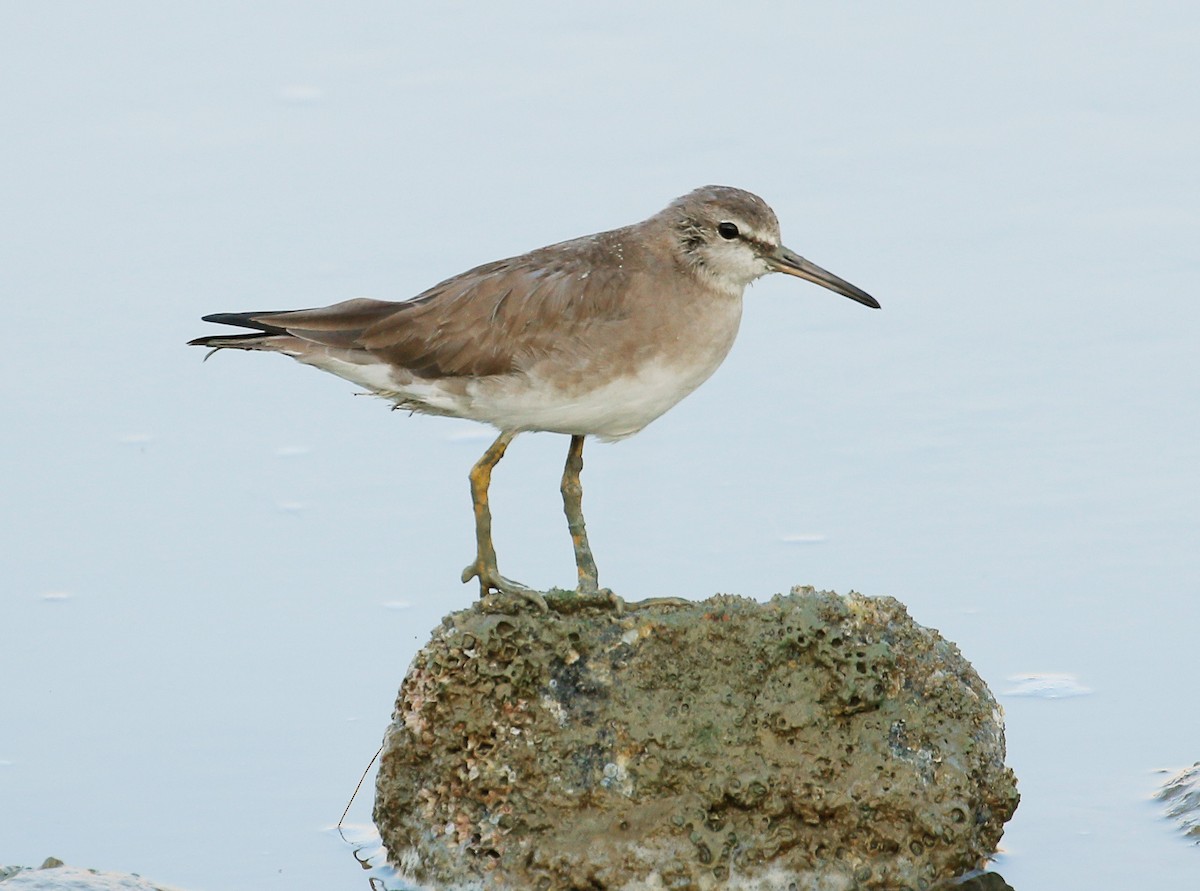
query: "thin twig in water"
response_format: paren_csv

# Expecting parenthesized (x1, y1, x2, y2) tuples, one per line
(338, 744, 384, 841)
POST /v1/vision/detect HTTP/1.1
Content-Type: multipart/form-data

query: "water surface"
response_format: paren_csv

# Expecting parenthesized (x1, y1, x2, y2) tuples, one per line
(2, 3, 1198, 888)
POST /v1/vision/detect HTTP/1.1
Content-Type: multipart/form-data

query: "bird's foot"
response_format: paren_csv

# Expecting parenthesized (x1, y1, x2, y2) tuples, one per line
(462, 561, 549, 612)
(543, 585, 625, 614)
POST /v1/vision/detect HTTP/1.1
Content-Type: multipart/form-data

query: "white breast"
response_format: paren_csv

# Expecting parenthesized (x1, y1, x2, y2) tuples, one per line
(463, 291, 745, 438)
(470, 358, 724, 440)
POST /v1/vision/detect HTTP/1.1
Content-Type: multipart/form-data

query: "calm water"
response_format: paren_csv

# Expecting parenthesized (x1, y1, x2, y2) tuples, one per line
(3, 3, 1198, 889)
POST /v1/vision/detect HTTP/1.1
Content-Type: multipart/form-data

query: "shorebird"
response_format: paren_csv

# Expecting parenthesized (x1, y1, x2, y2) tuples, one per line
(190, 186, 879, 609)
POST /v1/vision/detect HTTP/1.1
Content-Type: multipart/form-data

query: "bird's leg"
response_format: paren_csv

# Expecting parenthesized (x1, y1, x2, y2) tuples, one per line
(561, 434, 602, 594)
(462, 431, 511, 585)
(461, 431, 547, 611)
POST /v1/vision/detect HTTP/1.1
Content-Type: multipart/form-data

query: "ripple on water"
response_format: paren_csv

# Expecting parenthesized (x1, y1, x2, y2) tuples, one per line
(274, 445, 312, 457)
(278, 85, 325, 104)
(327, 823, 404, 887)
(1002, 673, 1092, 699)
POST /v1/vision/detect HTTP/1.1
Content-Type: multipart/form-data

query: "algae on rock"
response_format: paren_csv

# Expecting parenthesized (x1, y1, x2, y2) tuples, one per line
(374, 587, 1018, 890)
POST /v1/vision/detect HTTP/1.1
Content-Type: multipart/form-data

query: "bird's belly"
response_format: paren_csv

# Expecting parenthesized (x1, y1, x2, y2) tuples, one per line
(466, 358, 720, 440)
(296, 351, 717, 438)
(390, 295, 742, 438)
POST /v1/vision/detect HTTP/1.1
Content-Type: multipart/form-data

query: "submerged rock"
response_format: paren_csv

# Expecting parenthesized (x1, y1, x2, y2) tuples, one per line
(1157, 761, 1200, 842)
(0, 859, 180, 890)
(374, 587, 1018, 890)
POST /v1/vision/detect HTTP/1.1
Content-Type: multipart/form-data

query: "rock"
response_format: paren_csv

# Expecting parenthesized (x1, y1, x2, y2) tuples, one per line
(374, 587, 1019, 890)
(1157, 761, 1200, 842)
(0, 861, 180, 890)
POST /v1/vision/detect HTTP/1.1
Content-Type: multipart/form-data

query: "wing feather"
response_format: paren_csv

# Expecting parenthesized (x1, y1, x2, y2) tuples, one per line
(251, 230, 640, 379)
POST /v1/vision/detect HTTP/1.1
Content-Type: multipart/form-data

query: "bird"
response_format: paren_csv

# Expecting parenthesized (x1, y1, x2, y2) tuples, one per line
(189, 185, 879, 610)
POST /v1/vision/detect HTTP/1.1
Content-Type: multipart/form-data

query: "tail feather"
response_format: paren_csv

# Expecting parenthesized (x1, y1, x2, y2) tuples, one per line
(188, 311, 298, 355)
(198, 311, 291, 335)
(187, 332, 280, 348)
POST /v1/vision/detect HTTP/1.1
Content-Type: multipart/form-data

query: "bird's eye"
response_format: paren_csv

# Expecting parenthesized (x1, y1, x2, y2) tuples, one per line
(717, 222, 739, 240)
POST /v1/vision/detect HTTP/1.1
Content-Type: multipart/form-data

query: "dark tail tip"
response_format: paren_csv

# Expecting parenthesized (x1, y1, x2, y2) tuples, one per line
(198, 312, 291, 335)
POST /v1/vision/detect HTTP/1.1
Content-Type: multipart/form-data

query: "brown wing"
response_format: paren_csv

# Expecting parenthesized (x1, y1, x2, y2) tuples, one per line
(253, 229, 639, 379)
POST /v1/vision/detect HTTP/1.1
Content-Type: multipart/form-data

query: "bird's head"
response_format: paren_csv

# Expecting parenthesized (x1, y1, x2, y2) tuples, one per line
(665, 185, 880, 308)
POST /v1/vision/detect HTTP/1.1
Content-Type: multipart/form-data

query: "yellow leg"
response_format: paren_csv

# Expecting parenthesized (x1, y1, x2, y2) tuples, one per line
(561, 434, 600, 593)
(460, 431, 547, 611)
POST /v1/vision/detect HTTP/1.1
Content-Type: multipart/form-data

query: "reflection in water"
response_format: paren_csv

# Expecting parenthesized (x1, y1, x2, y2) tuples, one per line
(334, 823, 406, 889)
(934, 872, 1015, 891)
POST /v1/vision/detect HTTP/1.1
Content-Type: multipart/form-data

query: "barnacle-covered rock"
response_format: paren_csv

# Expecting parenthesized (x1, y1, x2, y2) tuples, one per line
(374, 586, 1018, 890)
